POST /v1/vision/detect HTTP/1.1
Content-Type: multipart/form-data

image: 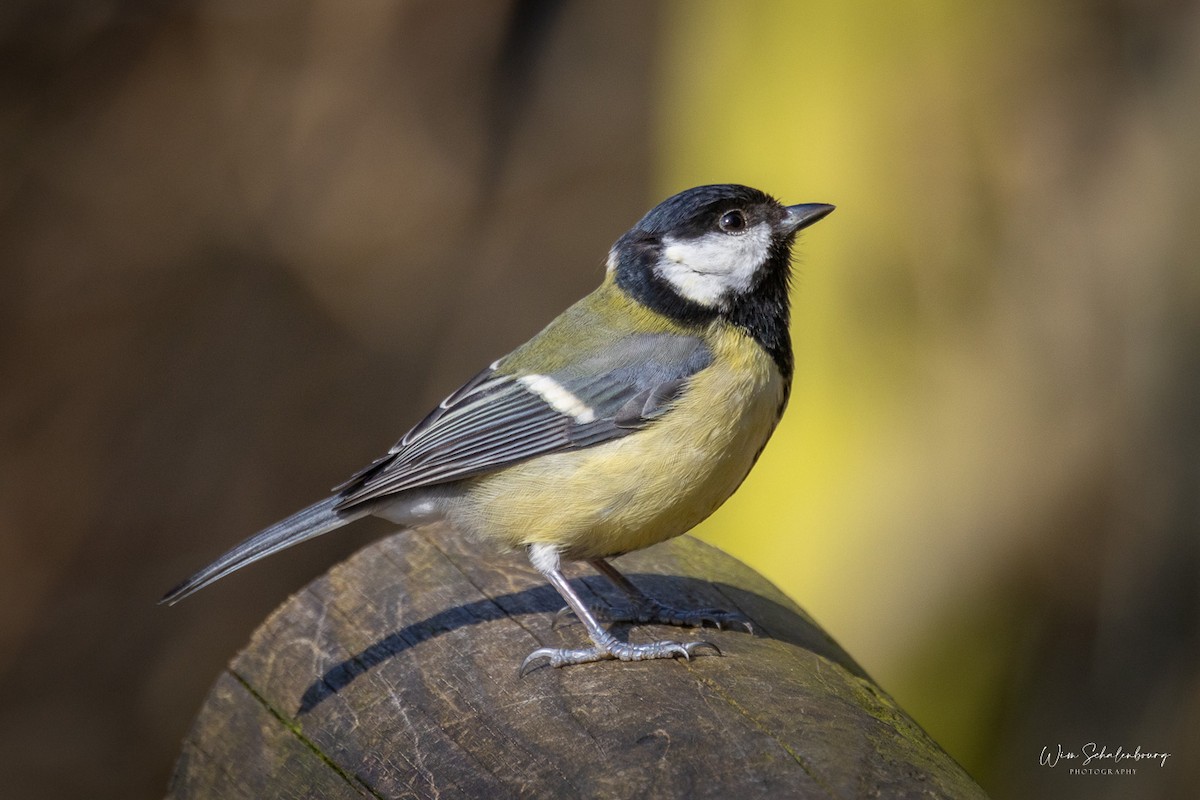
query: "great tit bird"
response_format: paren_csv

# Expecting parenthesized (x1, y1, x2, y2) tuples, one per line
(162, 184, 834, 672)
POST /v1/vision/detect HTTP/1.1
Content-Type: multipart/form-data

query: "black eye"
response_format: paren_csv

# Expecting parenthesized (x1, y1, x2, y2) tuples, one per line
(718, 209, 747, 233)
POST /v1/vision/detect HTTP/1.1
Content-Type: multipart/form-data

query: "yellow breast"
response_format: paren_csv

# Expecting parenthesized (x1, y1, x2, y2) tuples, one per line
(455, 323, 787, 561)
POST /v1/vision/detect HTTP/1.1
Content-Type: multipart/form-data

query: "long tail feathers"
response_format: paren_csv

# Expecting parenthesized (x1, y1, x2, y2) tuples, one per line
(159, 496, 368, 605)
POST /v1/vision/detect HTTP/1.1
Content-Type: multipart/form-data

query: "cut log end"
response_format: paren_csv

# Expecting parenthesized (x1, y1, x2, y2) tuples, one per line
(168, 528, 987, 799)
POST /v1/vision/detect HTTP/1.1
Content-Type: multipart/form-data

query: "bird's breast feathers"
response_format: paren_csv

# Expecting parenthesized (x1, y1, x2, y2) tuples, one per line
(454, 323, 787, 560)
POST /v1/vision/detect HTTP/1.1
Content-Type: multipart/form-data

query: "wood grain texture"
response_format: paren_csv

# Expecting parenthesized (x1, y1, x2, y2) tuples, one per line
(168, 528, 988, 799)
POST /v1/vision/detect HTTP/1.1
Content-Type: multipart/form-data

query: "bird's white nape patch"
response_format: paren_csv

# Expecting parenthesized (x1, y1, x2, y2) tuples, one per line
(519, 374, 596, 423)
(656, 222, 773, 308)
(605, 247, 619, 273)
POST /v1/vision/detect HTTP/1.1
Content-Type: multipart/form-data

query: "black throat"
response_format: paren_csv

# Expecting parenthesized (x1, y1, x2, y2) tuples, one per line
(613, 237, 795, 381)
(724, 237, 795, 380)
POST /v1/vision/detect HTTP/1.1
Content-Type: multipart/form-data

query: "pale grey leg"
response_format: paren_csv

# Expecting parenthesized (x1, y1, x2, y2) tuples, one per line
(520, 545, 718, 675)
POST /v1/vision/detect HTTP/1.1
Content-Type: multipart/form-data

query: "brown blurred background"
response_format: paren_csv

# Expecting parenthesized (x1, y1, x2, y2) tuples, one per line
(0, 1, 1196, 798)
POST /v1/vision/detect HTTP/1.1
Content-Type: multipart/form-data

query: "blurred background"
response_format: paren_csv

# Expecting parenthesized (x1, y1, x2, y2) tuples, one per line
(1, 1, 1196, 797)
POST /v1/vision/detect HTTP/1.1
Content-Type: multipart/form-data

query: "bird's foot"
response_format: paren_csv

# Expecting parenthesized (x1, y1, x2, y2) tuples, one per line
(554, 598, 753, 633)
(520, 632, 719, 675)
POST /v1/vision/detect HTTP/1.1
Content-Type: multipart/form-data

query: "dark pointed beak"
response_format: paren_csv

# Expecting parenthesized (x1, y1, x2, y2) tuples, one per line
(782, 203, 835, 234)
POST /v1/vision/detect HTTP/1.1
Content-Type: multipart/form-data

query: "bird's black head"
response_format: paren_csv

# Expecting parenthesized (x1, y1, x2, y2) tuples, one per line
(610, 184, 834, 378)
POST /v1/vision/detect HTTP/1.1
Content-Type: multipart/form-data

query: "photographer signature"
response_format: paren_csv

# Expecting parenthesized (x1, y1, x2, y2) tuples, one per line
(1040, 743, 1170, 769)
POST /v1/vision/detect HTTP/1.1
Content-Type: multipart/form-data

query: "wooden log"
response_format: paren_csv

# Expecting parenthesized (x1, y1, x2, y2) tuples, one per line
(167, 527, 987, 799)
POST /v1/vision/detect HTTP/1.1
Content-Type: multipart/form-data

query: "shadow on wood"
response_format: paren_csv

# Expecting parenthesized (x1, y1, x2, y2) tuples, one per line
(167, 528, 988, 799)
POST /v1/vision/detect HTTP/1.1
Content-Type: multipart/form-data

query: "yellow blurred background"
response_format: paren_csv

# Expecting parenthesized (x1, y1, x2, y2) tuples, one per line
(0, 2, 1195, 798)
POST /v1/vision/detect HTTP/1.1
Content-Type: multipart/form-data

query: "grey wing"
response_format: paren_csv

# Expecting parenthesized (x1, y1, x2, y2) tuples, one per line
(332, 333, 713, 510)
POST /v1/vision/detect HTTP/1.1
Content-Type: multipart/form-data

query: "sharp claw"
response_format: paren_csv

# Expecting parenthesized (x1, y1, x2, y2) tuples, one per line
(550, 606, 576, 630)
(690, 640, 722, 657)
(714, 617, 751, 633)
(519, 648, 553, 677)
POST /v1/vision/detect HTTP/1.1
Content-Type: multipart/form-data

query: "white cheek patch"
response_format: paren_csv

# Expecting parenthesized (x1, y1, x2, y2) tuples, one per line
(656, 223, 772, 308)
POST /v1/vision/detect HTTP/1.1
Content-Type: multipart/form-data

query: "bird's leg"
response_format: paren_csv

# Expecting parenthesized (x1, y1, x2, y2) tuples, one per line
(521, 544, 718, 675)
(581, 558, 754, 633)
